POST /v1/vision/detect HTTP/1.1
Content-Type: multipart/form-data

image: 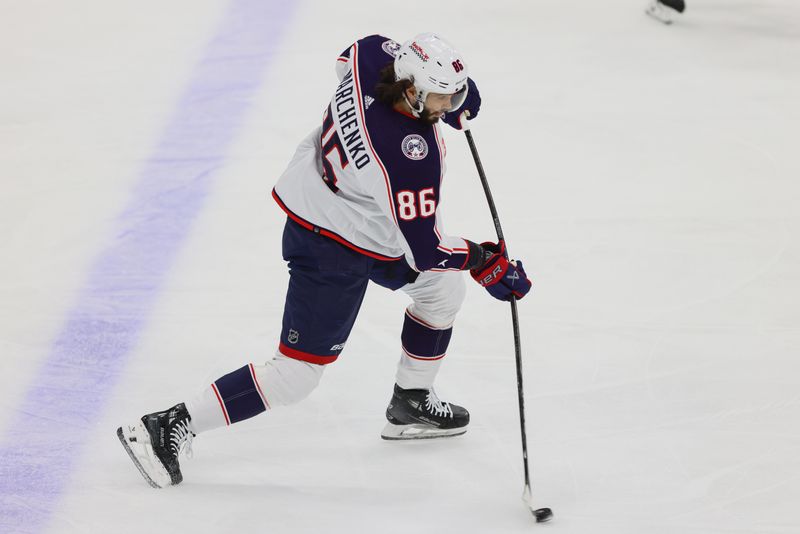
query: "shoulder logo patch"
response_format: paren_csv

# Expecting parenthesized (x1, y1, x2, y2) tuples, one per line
(382, 39, 401, 57)
(402, 135, 428, 160)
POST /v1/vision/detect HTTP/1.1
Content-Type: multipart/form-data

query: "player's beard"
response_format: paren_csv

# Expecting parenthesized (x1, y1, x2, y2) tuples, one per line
(418, 107, 441, 126)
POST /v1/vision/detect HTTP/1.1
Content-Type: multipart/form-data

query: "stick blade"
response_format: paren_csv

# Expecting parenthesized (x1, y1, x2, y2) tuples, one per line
(523, 487, 553, 522)
(532, 507, 554, 523)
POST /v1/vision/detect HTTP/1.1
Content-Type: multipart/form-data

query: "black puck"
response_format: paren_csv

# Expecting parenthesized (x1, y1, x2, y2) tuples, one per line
(533, 507, 553, 523)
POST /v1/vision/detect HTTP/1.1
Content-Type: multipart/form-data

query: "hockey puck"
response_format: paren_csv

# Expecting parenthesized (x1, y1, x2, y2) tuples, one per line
(532, 507, 553, 523)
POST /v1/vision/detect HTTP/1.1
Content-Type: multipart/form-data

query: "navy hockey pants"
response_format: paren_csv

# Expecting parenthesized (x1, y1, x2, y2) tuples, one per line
(278, 218, 419, 364)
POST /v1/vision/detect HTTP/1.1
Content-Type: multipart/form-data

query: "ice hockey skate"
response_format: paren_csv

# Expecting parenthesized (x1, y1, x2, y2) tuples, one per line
(117, 402, 195, 488)
(381, 384, 469, 440)
(645, 0, 685, 24)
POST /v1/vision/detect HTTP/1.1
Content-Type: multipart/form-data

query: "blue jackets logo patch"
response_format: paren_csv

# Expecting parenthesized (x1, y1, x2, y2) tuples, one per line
(382, 39, 401, 57)
(402, 134, 428, 160)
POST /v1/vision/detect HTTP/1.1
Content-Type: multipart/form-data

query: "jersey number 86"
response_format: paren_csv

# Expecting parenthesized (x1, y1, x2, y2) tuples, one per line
(396, 188, 436, 221)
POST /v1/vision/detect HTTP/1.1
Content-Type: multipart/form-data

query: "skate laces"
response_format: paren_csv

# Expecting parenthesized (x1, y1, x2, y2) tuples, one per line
(170, 419, 195, 459)
(425, 389, 453, 418)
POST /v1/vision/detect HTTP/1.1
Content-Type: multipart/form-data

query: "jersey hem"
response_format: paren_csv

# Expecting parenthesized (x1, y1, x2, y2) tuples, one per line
(272, 189, 404, 262)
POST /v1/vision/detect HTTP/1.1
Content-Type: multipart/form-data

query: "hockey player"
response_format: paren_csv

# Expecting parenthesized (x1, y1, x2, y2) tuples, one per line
(118, 33, 532, 488)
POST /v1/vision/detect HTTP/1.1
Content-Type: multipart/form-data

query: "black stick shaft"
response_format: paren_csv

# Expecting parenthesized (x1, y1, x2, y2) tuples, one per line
(464, 130, 505, 241)
(464, 129, 532, 492)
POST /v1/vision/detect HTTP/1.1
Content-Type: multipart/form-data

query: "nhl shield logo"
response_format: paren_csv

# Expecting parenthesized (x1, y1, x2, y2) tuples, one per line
(402, 134, 428, 160)
(382, 39, 401, 57)
(287, 329, 300, 344)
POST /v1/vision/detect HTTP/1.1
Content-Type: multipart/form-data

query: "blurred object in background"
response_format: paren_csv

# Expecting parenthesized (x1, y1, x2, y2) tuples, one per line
(646, 0, 686, 24)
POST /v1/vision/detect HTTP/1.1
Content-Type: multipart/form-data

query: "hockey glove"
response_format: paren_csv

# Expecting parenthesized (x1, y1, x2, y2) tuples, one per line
(443, 78, 480, 130)
(470, 241, 532, 301)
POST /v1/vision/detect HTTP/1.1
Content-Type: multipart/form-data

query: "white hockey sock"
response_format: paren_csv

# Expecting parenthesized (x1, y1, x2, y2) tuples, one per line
(185, 386, 227, 434)
(255, 354, 325, 407)
(185, 354, 325, 434)
(395, 352, 444, 390)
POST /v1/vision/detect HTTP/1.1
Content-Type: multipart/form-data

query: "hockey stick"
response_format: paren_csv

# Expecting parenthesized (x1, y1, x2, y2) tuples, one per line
(461, 116, 553, 523)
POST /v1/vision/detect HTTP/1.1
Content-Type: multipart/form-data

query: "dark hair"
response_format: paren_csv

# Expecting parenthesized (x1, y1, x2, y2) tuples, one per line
(375, 63, 413, 106)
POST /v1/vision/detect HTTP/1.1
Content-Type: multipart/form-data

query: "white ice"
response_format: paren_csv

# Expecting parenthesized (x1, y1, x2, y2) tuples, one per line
(2, 0, 799, 533)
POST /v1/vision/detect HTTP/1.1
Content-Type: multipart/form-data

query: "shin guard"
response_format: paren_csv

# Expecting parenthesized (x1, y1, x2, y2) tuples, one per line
(395, 309, 453, 389)
(211, 364, 270, 425)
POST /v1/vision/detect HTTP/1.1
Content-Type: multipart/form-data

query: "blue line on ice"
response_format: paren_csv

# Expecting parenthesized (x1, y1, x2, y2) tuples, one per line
(0, 1, 294, 531)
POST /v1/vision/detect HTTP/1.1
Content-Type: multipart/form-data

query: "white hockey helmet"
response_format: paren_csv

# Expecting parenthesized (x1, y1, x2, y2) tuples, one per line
(394, 33, 469, 116)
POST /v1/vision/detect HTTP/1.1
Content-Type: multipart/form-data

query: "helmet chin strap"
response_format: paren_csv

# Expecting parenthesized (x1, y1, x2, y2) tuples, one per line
(403, 89, 425, 118)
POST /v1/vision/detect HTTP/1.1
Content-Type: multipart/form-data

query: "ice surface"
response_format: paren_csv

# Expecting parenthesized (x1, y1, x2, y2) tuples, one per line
(1, 1, 799, 533)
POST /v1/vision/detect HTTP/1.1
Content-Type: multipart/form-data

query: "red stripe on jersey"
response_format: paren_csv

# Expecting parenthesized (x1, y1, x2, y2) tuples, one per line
(248, 363, 270, 410)
(432, 123, 445, 186)
(211, 383, 231, 426)
(393, 108, 416, 120)
(432, 125, 449, 257)
(351, 42, 397, 225)
(272, 189, 403, 261)
(321, 107, 334, 141)
(436, 243, 469, 255)
(437, 243, 469, 254)
(279, 342, 339, 365)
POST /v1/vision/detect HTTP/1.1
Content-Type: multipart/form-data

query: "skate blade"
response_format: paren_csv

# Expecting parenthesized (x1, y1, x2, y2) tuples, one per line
(380, 422, 467, 441)
(116, 422, 171, 488)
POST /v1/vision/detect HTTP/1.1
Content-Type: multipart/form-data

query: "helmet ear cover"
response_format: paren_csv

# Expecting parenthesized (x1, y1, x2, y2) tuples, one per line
(394, 33, 469, 117)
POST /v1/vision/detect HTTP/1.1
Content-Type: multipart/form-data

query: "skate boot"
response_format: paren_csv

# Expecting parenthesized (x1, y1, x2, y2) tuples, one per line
(646, 0, 685, 24)
(117, 402, 195, 488)
(381, 384, 469, 440)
